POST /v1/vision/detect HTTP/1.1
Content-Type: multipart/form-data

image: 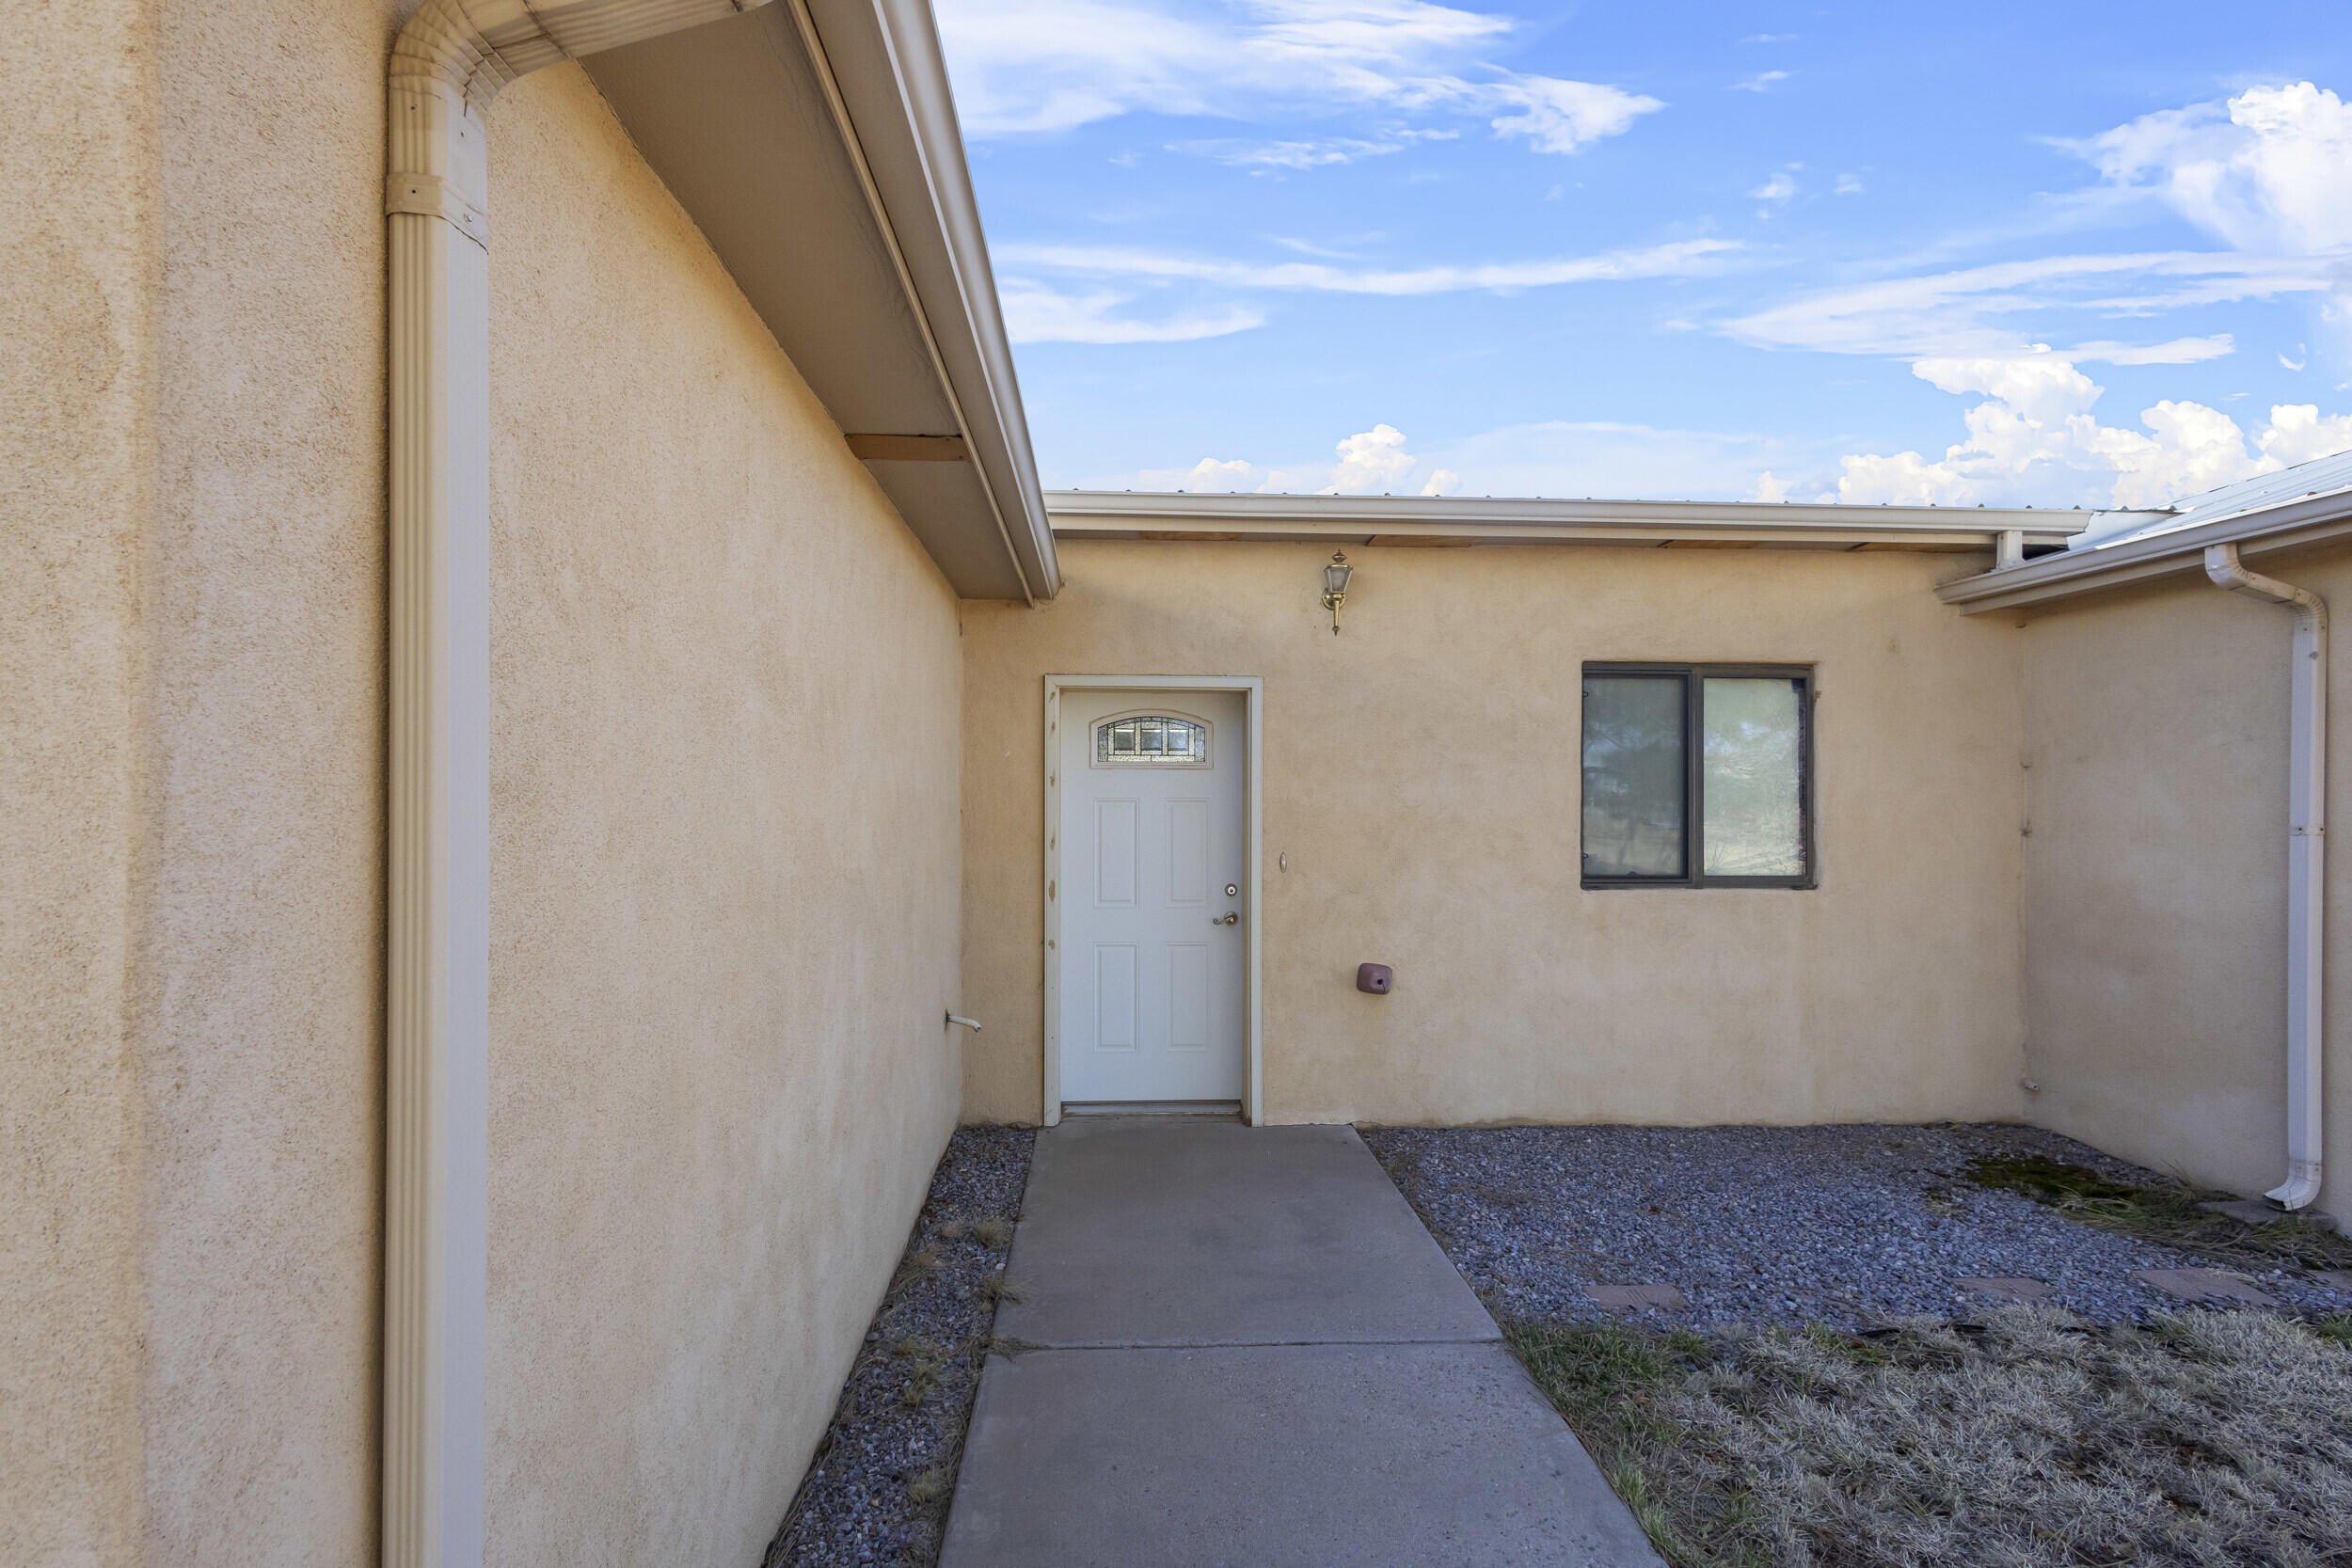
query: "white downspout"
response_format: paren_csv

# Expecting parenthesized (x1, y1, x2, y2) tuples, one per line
(2203, 543, 2327, 1211)
(383, 5, 768, 1565)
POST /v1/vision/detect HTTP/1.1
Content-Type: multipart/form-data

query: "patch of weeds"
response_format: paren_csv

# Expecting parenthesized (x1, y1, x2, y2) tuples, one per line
(905, 1466, 952, 1506)
(886, 1245, 943, 1298)
(983, 1334, 1045, 1359)
(891, 1335, 951, 1408)
(1963, 1153, 2352, 1271)
(1510, 1307, 2352, 1568)
(1508, 1322, 1724, 1562)
(2315, 1314, 2352, 1349)
(972, 1216, 1011, 1250)
(979, 1270, 1023, 1304)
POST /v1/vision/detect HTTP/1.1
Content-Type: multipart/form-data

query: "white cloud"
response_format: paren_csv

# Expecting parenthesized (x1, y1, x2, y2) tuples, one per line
(2065, 82, 2352, 359)
(1085, 419, 1866, 501)
(1725, 251, 2328, 359)
(2072, 83, 2352, 257)
(933, 0, 1662, 155)
(1101, 424, 1465, 495)
(1748, 470, 1793, 502)
(1723, 85, 2352, 376)
(2261, 404, 2352, 467)
(1184, 457, 1260, 490)
(996, 279, 1267, 342)
(996, 237, 1739, 296)
(1834, 172, 1864, 196)
(1325, 423, 1418, 492)
(1832, 354, 2352, 509)
(1734, 71, 1789, 93)
(1484, 73, 1663, 154)
(2066, 335, 2234, 366)
(1750, 172, 1796, 202)
(1420, 419, 1828, 499)
(1174, 135, 1404, 168)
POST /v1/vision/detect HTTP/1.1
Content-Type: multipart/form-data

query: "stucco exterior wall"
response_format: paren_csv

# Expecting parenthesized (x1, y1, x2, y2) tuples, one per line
(481, 66, 964, 1568)
(6, 4, 964, 1562)
(2, 0, 158, 1560)
(2019, 549, 2352, 1219)
(136, 1, 403, 1560)
(961, 541, 2028, 1128)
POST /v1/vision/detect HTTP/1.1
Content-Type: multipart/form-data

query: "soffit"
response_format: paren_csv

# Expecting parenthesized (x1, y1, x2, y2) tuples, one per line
(583, 4, 1054, 601)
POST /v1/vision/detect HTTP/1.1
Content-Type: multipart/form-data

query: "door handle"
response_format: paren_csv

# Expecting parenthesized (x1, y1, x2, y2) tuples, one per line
(1212, 911, 1239, 926)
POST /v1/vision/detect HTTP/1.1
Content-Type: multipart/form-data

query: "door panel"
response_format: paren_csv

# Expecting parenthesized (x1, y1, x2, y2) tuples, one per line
(1168, 943, 1209, 1050)
(1061, 689, 1248, 1105)
(1094, 799, 1137, 906)
(1168, 800, 1207, 906)
(1093, 944, 1137, 1050)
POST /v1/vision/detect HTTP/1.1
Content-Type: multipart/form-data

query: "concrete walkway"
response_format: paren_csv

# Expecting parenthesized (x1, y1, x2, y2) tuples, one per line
(939, 1119, 1664, 1567)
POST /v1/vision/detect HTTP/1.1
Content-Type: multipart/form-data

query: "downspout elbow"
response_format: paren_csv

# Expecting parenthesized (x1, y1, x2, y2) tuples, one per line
(2204, 543, 2327, 1212)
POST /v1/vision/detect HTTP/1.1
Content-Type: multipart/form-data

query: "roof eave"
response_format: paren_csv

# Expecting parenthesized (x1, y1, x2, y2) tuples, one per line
(1938, 491, 2352, 614)
(805, 0, 1057, 599)
(1047, 491, 2093, 552)
(584, 3, 1055, 602)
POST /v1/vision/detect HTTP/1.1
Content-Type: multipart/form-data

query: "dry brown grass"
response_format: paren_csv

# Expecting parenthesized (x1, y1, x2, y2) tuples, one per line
(1512, 1308, 2352, 1567)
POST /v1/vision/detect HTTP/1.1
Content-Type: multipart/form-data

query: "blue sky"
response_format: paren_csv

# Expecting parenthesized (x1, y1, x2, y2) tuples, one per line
(934, 0, 2352, 507)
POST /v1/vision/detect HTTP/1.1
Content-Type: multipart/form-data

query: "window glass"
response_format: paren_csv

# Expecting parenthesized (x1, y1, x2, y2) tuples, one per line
(1581, 676, 1686, 878)
(1094, 715, 1208, 766)
(1701, 678, 1804, 877)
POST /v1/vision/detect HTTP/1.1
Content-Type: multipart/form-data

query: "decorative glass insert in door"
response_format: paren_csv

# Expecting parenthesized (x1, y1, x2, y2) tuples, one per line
(1094, 715, 1210, 767)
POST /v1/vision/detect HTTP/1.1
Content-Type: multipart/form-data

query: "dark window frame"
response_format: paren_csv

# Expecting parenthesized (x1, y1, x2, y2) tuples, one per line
(1580, 663, 1817, 891)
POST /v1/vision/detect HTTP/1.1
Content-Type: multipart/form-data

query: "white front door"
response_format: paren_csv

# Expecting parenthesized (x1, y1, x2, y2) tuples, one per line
(1060, 689, 1248, 1106)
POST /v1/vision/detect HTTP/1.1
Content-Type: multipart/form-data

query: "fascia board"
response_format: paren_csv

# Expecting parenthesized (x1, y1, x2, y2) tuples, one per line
(1938, 492, 2352, 613)
(1047, 491, 2092, 550)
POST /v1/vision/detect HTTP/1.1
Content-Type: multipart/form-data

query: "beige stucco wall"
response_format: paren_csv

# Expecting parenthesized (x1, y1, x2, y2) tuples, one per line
(2020, 548, 2352, 1218)
(961, 540, 2029, 1128)
(2, 0, 158, 1560)
(482, 66, 964, 1568)
(5, 4, 964, 1562)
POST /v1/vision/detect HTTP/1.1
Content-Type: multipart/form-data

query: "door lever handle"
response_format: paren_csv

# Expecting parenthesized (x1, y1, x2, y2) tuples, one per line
(1212, 911, 1239, 925)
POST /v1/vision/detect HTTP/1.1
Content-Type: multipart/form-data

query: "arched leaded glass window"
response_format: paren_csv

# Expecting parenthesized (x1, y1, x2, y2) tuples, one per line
(1093, 714, 1210, 767)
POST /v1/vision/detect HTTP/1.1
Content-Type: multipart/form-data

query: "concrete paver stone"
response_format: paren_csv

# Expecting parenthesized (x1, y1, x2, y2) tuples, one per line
(2132, 1268, 2278, 1306)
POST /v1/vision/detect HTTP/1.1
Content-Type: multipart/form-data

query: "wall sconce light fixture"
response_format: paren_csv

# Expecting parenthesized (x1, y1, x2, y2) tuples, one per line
(1321, 550, 1355, 634)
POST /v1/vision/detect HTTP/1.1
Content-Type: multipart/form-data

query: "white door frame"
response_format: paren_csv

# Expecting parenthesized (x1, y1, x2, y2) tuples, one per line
(1044, 675, 1263, 1126)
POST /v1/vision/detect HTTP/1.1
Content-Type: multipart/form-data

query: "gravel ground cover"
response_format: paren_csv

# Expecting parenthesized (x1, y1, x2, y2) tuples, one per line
(1360, 1122, 2352, 1327)
(762, 1127, 1033, 1568)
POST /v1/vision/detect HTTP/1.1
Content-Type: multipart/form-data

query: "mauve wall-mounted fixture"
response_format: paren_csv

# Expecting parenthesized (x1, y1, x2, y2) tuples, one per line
(1356, 963, 1393, 994)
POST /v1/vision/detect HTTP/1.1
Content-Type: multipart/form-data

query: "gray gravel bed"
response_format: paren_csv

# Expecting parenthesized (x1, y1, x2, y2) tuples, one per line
(763, 1126, 1033, 1568)
(1360, 1122, 2352, 1328)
